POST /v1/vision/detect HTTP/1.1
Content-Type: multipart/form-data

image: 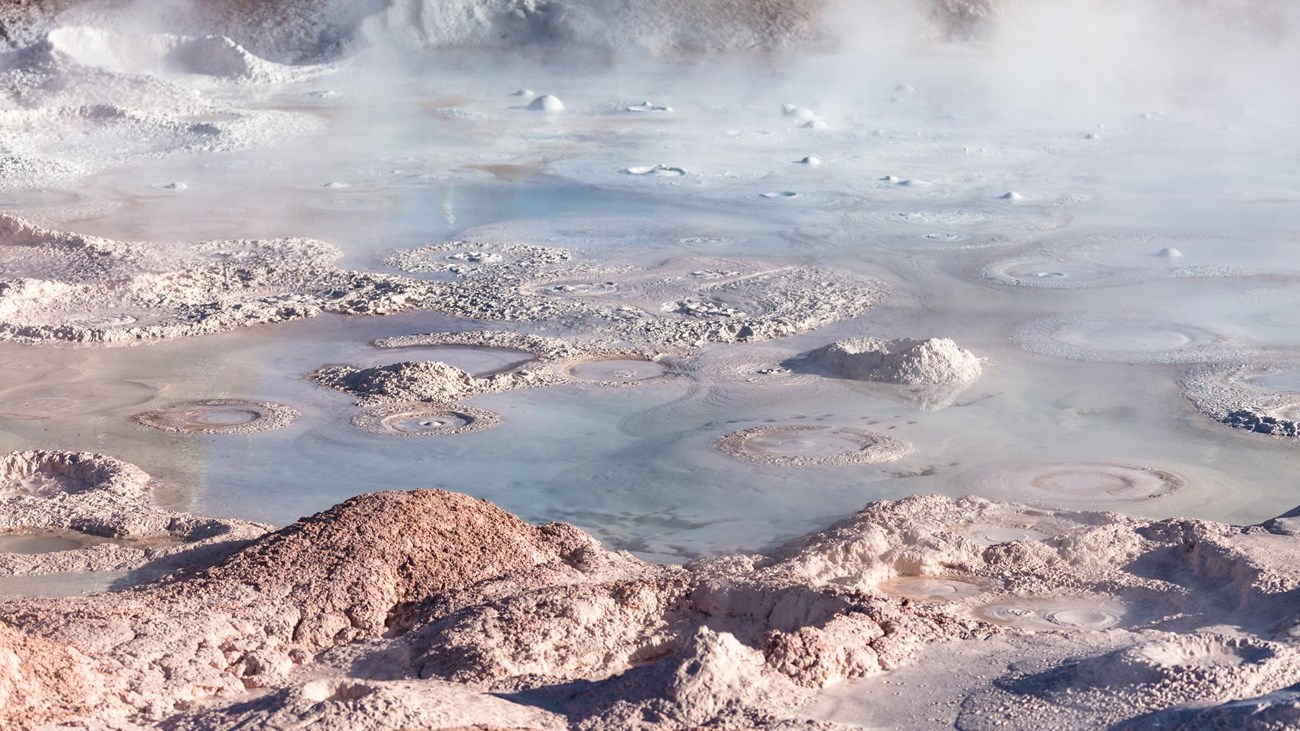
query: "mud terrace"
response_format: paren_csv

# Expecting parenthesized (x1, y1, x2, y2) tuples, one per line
(0, 215, 447, 344)
(389, 244, 887, 348)
(1183, 362, 1300, 439)
(4, 452, 1300, 728)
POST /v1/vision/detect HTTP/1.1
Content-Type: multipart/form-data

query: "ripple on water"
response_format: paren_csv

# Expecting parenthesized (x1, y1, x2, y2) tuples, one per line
(976, 461, 1185, 509)
(0, 380, 158, 420)
(1012, 315, 1238, 364)
(973, 597, 1126, 631)
(714, 425, 912, 467)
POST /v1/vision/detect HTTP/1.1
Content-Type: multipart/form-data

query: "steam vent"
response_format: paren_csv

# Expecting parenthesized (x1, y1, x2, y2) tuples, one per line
(4, 1, 1300, 729)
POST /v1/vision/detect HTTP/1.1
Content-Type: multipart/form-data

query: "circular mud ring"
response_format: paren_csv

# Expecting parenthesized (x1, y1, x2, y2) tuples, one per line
(973, 597, 1126, 631)
(1130, 636, 1267, 669)
(0, 381, 158, 420)
(879, 576, 986, 601)
(1012, 315, 1237, 364)
(564, 359, 670, 384)
(352, 403, 501, 437)
(714, 425, 912, 467)
(536, 280, 622, 298)
(134, 399, 299, 435)
(978, 461, 1184, 508)
(983, 257, 1124, 289)
(0, 450, 150, 498)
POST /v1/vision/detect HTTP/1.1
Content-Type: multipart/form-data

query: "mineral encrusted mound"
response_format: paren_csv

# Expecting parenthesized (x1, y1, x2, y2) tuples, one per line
(6, 462, 1300, 729)
(0, 215, 439, 345)
(802, 337, 983, 386)
(312, 361, 482, 403)
(0, 450, 264, 578)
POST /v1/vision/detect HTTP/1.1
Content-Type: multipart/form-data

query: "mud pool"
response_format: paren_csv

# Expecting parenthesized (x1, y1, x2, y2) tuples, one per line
(2, 39, 1300, 568)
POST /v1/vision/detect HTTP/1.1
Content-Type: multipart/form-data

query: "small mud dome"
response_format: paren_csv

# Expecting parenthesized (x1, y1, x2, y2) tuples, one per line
(799, 337, 983, 386)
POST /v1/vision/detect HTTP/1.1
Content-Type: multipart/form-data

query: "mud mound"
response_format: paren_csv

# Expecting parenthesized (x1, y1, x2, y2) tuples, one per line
(802, 337, 983, 386)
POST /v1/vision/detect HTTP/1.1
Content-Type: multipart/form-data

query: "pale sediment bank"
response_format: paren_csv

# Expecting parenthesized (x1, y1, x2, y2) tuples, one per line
(4, 450, 1300, 728)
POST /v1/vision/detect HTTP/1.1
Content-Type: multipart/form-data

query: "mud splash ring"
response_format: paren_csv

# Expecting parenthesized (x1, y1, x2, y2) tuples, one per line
(134, 399, 299, 435)
(351, 402, 501, 437)
(973, 597, 1126, 631)
(980, 461, 1185, 507)
(563, 359, 671, 384)
(714, 425, 912, 467)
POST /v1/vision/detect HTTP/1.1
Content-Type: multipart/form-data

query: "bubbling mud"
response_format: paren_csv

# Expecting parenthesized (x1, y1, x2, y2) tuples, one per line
(387, 241, 572, 277)
(1012, 315, 1239, 364)
(134, 399, 300, 435)
(563, 358, 671, 384)
(714, 425, 912, 467)
(973, 597, 1126, 632)
(351, 403, 501, 437)
(879, 576, 986, 601)
(975, 461, 1185, 509)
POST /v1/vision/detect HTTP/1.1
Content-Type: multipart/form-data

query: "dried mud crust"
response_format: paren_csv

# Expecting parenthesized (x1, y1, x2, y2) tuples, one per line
(387, 244, 887, 348)
(1183, 362, 1300, 439)
(714, 425, 914, 467)
(0, 215, 444, 345)
(133, 399, 300, 435)
(4, 469, 1300, 729)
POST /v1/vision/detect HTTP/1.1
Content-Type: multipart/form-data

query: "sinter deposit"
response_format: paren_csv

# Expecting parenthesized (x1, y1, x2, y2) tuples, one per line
(5, 453, 1300, 728)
